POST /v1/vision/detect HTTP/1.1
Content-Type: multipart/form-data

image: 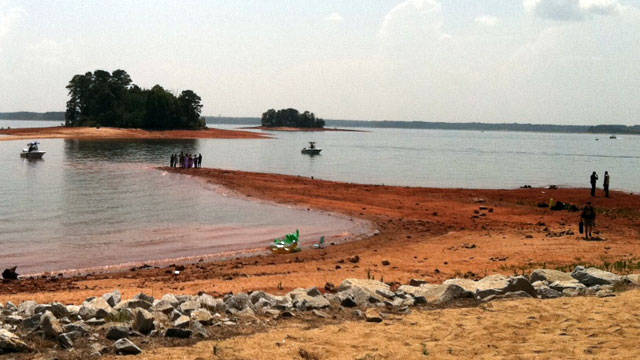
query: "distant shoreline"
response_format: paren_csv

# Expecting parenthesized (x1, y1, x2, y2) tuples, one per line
(3, 113, 639, 135)
(240, 126, 364, 132)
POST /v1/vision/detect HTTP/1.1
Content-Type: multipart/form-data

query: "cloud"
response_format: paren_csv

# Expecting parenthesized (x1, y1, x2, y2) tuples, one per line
(523, 0, 621, 21)
(0, 5, 25, 42)
(379, 0, 444, 37)
(324, 12, 344, 22)
(475, 15, 499, 26)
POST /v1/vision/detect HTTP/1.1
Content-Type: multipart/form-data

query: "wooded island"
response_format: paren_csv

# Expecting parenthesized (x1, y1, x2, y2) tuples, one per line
(65, 69, 205, 130)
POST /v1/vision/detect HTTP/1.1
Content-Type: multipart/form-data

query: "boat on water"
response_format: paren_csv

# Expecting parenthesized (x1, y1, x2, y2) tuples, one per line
(609, 135, 617, 139)
(301, 141, 321, 155)
(20, 141, 45, 159)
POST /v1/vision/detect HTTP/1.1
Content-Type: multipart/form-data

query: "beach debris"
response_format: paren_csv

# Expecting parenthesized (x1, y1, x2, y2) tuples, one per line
(348, 255, 360, 263)
(2, 266, 19, 280)
(271, 229, 300, 254)
(381, 260, 390, 266)
(312, 236, 325, 249)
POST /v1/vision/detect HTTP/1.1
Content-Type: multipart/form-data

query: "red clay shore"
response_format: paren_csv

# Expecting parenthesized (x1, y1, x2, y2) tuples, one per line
(0, 126, 268, 141)
(1, 167, 639, 305)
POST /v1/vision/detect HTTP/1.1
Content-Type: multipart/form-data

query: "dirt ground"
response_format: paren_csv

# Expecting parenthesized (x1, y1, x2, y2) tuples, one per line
(1, 167, 639, 305)
(0, 126, 267, 141)
(103, 289, 640, 360)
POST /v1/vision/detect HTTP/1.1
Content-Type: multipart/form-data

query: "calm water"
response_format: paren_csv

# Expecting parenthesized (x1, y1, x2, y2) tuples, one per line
(1, 119, 639, 273)
(209, 124, 640, 192)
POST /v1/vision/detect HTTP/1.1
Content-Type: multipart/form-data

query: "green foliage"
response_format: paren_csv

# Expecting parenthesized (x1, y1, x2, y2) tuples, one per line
(65, 69, 205, 130)
(261, 108, 325, 128)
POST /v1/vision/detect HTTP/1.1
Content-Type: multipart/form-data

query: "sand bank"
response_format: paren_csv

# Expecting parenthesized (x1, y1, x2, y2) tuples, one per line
(0, 126, 268, 141)
(1, 168, 639, 305)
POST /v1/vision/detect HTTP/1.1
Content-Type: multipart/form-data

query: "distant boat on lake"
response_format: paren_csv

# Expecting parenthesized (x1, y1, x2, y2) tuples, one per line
(609, 135, 617, 139)
(20, 141, 45, 159)
(301, 141, 321, 155)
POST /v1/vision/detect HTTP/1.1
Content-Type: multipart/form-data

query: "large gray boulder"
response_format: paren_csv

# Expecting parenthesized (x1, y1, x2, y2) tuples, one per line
(17, 301, 37, 316)
(152, 300, 175, 315)
(106, 325, 130, 340)
(132, 308, 155, 335)
(40, 311, 63, 339)
(134, 293, 154, 304)
(530, 269, 576, 284)
(198, 294, 223, 313)
(335, 279, 391, 306)
(624, 274, 640, 285)
(179, 300, 201, 315)
(532, 282, 563, 299)
(114, 338, 142, 355)
(224, 293, 250, 312)
(442, 278, 478, 293)
(0, 329, 31, 353)
(160, 294, 180, 308)
(190, 309, 214, 326)
(548, 281, 586, 292)
(79, 297, 114, 320)
(102, 290, 122, 307)
(288, 288, 331, 310)
(571, 266, 622, 286)
(114, 299, 152, 311)
(398, 283, 473, 305)
(475, 275, 536, 299)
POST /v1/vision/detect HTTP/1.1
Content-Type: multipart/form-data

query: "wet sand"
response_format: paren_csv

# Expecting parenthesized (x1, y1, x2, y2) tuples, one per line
(0, 126, 268, 141)
(1, 167, 639, 305)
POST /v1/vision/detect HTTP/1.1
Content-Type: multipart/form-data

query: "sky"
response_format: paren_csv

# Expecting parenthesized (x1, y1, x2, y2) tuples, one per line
(1, 0, 639, 124)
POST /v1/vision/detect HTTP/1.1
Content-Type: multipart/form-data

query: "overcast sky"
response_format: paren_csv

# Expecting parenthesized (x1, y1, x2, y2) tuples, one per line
(1, 0, 639, 124)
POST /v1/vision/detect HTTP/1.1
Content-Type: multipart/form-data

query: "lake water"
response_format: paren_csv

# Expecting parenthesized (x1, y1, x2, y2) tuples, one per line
(1, 119, 638, 273)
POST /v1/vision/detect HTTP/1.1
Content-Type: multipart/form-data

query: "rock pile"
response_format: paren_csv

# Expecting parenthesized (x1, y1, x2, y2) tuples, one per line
(0, 266, 637, 355)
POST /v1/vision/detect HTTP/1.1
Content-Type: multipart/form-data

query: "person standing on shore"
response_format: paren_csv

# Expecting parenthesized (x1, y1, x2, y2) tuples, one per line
(197, 153, 202, 168)
(590, 171, 598, 196)
(580, 202, 596, 240)
(603, 171, 610, 198)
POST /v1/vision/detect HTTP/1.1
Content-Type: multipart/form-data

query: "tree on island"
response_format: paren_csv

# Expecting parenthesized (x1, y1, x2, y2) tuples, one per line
(261, 108, 325, 128)
(65, 69, 205, 130)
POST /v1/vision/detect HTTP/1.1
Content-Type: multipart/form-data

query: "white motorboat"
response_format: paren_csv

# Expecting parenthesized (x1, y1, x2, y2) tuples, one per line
(301, 141, 321, 155)
(20, 141, 45, 159)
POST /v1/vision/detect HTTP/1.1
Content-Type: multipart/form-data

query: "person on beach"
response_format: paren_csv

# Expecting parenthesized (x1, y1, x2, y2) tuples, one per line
(179, 152, 184, 168)
(590, 171, 598, 196)
(197, 153, 202, 168)
(170, 153, 175, 167)
(580, 202, 596, 240)
(603, 171, 610, 198)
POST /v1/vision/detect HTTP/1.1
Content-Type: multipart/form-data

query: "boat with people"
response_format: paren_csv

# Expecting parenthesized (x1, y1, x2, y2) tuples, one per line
(301, 141, 321, 155)
(609, 135, 617, 139)
(20, 141, 46, 159)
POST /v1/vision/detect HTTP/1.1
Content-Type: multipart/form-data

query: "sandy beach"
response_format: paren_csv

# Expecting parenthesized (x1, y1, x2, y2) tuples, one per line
(0, 126, 268, 141)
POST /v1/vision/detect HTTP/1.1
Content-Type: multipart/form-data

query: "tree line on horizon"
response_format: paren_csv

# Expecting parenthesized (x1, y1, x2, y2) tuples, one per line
(64, 69, 205, 130)
(261, 108, 325, 128)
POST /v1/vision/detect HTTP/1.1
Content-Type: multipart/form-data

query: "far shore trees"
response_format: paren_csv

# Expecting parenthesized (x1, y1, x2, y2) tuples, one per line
(261, 108, 325, 128)
(65, 69, 205, 130)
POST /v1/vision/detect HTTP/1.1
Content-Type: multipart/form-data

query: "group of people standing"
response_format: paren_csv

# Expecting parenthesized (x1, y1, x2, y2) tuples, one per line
(589, 171, 610, 197)
(170, 152, 202, 168)
(581, 170, 612, 240)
